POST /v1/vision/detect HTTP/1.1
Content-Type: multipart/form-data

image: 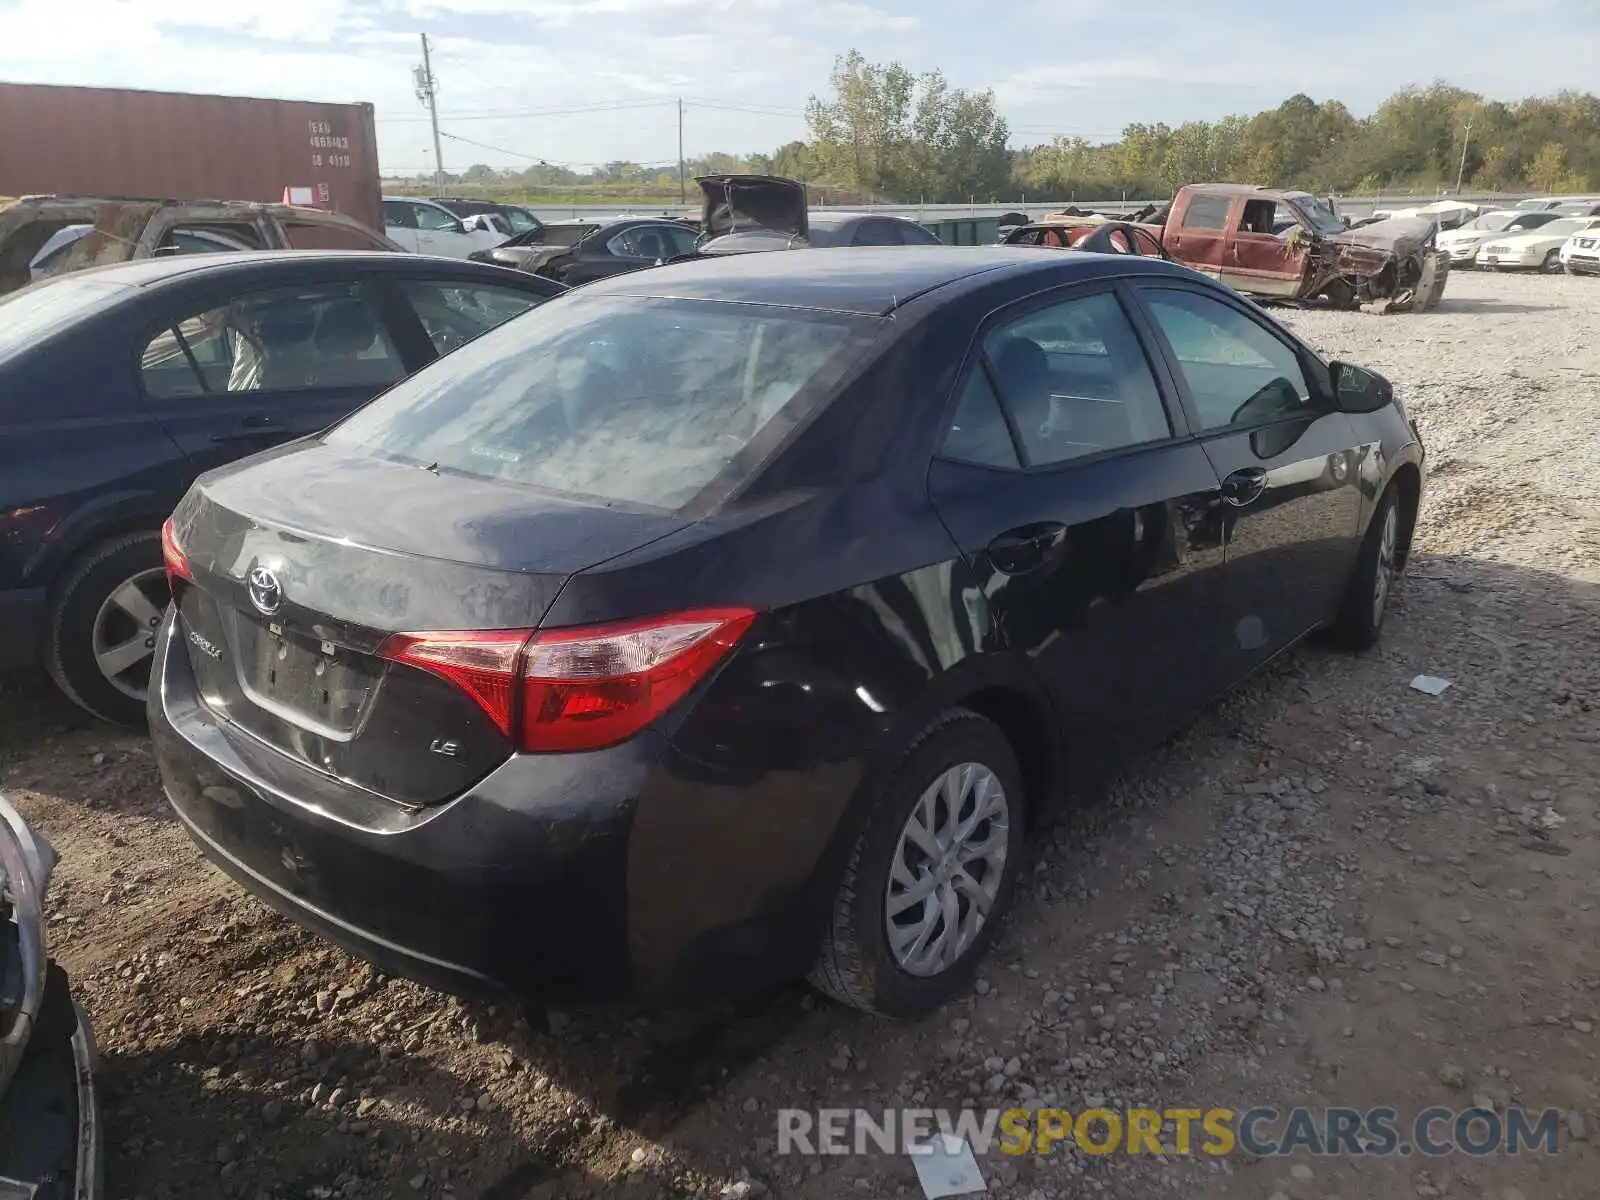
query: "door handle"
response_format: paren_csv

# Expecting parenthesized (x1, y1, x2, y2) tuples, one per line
(987, 522, 1067, 575)
(1222, 468, 1268, 507)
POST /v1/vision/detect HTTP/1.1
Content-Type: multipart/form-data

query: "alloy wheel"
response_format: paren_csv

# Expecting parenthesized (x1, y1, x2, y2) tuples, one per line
(1372, 503, 1399, 626)
(91, 567, 170, 701)
(884, 762, 1011, 977)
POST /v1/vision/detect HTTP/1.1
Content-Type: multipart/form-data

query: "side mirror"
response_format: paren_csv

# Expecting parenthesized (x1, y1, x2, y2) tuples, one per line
(461, 215, 489, 232)
(1332, 361, 1394, 413)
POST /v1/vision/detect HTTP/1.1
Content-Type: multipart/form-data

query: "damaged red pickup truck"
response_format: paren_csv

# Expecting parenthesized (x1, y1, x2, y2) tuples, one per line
(1008, 183, 1450, 313)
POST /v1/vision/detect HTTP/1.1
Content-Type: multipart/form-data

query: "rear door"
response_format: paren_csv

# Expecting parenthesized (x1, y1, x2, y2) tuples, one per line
(136, 275, 417, 475)
(1130, 280, 1364, 674)
(1162, 191, 1233, 280)
(927, 282, 1232, 771)
(1222, 197, 1308, 298)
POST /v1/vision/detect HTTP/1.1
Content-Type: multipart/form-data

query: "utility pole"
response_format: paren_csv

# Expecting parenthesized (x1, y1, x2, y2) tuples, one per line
(677, 97, 686, 206)
(414, 34, 445, 193)
(1455, 114, 1473, 194)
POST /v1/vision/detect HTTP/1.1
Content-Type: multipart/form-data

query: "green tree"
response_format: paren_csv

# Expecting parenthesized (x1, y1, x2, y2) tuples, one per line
(804, 49, 1010, 201)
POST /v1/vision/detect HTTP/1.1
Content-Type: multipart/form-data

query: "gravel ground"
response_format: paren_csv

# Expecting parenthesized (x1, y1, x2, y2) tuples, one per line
(3, 268, 1599, 1200)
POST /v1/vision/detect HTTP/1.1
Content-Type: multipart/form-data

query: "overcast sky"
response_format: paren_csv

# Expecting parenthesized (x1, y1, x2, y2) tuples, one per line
(3, 0, 1596, 176)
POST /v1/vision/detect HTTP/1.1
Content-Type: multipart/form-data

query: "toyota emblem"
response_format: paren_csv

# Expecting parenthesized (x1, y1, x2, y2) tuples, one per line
(247, 566, 284, 616)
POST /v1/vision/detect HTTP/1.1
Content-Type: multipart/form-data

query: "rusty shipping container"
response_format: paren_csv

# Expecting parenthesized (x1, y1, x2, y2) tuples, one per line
(0, 82, 383, 231)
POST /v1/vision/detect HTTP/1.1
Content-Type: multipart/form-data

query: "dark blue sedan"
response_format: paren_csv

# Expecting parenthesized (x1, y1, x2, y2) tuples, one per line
(0, 252, 564, 725)
(149, 248, 1423, 1016)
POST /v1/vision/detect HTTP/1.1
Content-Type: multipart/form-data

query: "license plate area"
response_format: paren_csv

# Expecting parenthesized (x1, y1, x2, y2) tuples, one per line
(234, 616, 379, 735)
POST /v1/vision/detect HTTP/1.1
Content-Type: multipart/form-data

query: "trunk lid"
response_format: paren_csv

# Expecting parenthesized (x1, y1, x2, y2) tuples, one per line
(696, 174, 808, 242)
(170, 441, 689, 806)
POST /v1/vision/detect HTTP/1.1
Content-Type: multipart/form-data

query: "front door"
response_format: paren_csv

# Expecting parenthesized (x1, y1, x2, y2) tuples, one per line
(136, 277, 414, 476)
(928, 282, 1231, 773)
(1131, 281, 1364, 674)
(1221, 196, 1308, 298)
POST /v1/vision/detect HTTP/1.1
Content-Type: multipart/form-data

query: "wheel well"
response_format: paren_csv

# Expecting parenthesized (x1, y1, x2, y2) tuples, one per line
(959, 686, 1062, 828)
(43, 519, 163, 601)
(1390, 463, 1422, 569)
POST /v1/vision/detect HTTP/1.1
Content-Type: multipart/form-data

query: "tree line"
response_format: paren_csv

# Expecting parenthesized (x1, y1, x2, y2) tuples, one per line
(412, 58, 1600, 205)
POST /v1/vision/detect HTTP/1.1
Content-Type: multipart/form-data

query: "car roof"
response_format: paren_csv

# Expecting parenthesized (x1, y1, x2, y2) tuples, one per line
(40, 249, 526, 289)
(578, 245, 1195, 315)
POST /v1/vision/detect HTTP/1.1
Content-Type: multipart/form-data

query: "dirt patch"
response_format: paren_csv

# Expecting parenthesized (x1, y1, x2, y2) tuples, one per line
(4, 269, 1600, 1199)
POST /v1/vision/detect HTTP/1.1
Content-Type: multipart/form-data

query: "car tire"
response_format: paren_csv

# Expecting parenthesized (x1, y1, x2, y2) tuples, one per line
(1324, 486, 1402, 652)
(45, 532, 169, 727)
(810, 709, 1026, 1016)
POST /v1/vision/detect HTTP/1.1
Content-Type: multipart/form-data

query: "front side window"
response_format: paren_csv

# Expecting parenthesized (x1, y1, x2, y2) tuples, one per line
(400, 280, 548, 355)
(505, 209, 541, 235)
(972, 291, 1171, 467)
(1181, 194, 1232, 231)
(414, 204, 463, 233)
(326, 296, 878, 510)
(1141, 287, 1313, 430)
(139, 281, 403, 399)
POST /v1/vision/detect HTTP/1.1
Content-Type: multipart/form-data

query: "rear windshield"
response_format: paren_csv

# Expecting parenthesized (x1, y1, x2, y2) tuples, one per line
(0, 275, 130, 360)
(326, 295, 878, 510)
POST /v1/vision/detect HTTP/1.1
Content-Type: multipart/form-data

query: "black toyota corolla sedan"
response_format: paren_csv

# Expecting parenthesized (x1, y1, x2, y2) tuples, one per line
(150, 248, 1423, 1016)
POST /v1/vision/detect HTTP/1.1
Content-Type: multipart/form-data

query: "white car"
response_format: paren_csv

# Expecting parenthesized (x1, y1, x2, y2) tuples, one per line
(1559, 225, 1600, 276)
(1436, 209, 1565, 265)
(380, 196, 504, 259)
(1478, 217, 1600, 272)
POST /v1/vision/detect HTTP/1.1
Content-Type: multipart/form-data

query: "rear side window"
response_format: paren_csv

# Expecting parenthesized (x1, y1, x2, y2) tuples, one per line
(326, 296, 878, 510)
(1181, 195, 1232, 230)
(852, 220, 905, 246)
(973, 291, 1170, 466)
(940, 369, 1020, 469)
(139, 281, 404, 399)
(399, 280, 549, 354)
(383, 201, 417, 229)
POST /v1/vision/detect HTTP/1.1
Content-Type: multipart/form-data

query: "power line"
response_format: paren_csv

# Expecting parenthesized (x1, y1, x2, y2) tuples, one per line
(376, 99, 677, 124)
(437, 130, 676, 168)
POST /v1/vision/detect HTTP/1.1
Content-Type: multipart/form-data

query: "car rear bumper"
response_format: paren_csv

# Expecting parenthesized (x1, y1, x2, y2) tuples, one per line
(0, 589, 45, 670)
(1563, 253, 1600, 274)
(148, 609, 842, 1005)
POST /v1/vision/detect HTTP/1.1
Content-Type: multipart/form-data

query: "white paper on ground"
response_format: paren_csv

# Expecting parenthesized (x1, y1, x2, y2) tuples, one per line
(909, 1133, 987, 1198)
(1409, 674, 1453, 696)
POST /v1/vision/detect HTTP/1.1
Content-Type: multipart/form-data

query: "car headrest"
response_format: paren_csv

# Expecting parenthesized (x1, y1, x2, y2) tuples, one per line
(314, 299, 378, 356)
(251, 306, 316, 347)
(991, 336, 1049, 392)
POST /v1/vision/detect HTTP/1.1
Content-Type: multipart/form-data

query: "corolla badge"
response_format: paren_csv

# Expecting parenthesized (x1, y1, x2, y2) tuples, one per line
(247, 566, 284, 616)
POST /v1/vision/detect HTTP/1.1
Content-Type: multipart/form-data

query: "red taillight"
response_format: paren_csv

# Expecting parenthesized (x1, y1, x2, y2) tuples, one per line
(376, 607, 757, 753)
(161, 519, 194, 588)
